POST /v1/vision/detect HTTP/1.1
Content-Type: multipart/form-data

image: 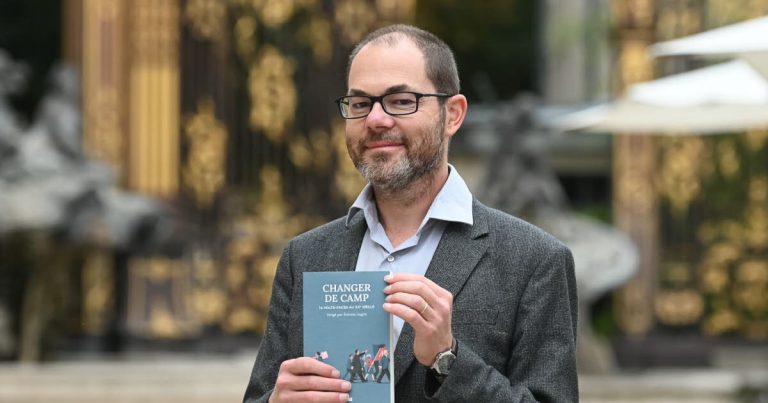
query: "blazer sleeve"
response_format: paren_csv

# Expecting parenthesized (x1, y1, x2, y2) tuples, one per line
(243, 243, 297, 403)
(426, 244, 579, 402)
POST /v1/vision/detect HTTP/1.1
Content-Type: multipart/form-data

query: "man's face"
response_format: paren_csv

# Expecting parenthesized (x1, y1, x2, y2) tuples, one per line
(345, 39, 447, 194)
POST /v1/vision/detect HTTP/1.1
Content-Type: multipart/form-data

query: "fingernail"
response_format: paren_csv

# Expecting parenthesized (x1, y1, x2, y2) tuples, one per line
(383, 286, 391, 293)
(332, 369, 341, 378)
(341, 381, 351, 391)
(339, 393, 350, 401)
(384, 274, 392, 281)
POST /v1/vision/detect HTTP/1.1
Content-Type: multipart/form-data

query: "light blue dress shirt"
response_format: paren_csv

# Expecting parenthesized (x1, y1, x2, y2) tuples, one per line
(345, 165, 474, 348)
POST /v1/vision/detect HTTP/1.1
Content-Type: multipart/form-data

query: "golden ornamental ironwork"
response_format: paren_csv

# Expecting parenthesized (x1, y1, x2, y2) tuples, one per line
(375, 0, 416, 21)
(251, 254, 280, 308)
(615, 159, 656, 217)
(183, 98, 228, 208)
(132, 0, 180, 64)
(334, 0, 376, 45)
(655, 289, 705, 326)
(191, 251, 227, 325)
(82, 0, 126, 176)
(703, 308, 740, 335)
(289, 135, 313, 170)
(82, 251, 115, 335)
(707, 0, 768, 26)
(618, 40, 653, 87)
(656, 4, 701, 41)
(661, 262, 693, 286)
(332, 120, 366, 203)
(289, 129, 333, 172)
(615, 280, 656, 335)
(127, 257, 199, 339)
(696, 188, 767, 339)
(86, 88, 124, 175)
(745, 177, 768, 248)
(613, 0, 658, 338)
(716, 139, 741, 178)
(248, 45, 297, 142)
(184, 0, 227, 42)
(297, 15, 333, 64)
(749, 176, 768, 202)
(235, 15, 258, 60)
(699, 262, 729, 293)
(626, 0, 655, 28)
(248, 0, 302, 27)
(745, 207, 768, 248)
(657, 137, 704, 215)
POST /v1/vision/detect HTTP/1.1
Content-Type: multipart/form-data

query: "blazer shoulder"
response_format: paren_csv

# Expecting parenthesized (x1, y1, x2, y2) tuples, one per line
(475, 201, 569, 254)
(290, 215, 349, 247)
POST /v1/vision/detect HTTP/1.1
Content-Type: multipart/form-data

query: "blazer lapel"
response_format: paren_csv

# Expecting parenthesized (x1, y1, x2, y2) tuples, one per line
(394, 199, 490, 383)
(337, 210, 368, 272)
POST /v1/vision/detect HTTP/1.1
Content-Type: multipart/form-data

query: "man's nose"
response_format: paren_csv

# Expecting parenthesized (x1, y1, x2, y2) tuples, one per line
(365, 101, 395, 129)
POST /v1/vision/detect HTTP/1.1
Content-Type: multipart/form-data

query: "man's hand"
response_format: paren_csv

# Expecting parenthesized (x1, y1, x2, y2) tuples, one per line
(268, 357, 351, 403)
(383, 273, 454, 366)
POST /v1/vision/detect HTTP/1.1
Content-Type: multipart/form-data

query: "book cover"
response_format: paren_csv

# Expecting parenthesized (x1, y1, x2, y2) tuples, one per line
(303, 271, 394, 403)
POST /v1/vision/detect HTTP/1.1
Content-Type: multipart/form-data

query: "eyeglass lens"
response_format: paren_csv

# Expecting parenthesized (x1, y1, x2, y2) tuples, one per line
(341, 92, 419, 118)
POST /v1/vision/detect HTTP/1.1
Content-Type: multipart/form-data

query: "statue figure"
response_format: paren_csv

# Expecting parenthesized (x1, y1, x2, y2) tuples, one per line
(0, 50, 178, 360)
(470, 95, 639, 374)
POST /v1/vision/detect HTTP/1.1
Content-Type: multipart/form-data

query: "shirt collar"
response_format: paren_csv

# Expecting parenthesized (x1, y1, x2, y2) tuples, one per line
(345, 164, 474, 229)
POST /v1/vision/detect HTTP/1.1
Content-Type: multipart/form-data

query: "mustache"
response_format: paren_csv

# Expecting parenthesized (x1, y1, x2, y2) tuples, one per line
(361, 131, 406, 145)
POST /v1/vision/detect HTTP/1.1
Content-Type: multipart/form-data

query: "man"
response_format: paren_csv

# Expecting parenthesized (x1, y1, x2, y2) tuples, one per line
(351, 349, 367, 383)
(244, 24, 578, 402)
(376, 350, 391, 384)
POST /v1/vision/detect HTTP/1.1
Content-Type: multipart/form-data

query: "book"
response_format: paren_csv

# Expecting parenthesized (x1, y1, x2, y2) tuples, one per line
(303, 271, 394, 403)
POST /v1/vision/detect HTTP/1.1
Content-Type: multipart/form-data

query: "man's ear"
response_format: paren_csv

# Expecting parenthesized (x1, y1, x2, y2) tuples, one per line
(443, 94, 468, 139)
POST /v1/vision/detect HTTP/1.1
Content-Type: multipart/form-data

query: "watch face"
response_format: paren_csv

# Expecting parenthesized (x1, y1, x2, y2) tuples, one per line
(436, 352, 456, 374)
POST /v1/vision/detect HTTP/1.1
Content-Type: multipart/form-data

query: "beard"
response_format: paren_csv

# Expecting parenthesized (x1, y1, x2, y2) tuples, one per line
(349, 114, 446, 195)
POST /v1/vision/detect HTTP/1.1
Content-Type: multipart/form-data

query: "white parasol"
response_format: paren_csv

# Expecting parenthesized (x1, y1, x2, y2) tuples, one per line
(548, 60, 768, 134)
(650, 15, 768, 78)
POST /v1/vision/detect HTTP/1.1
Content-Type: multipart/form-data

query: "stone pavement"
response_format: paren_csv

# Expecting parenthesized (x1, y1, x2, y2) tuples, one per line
(0, 353, 257, 403)
(1, 352, 767, 402)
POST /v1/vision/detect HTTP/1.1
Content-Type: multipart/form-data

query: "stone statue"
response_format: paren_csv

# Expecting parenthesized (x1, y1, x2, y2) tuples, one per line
(469, 95, 639, 374)
(0, 50, 178, 360)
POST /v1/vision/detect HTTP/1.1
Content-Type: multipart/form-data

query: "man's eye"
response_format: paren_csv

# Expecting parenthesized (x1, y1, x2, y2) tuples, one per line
(391, 98, 415, 106)
(351, 101, 372, 109)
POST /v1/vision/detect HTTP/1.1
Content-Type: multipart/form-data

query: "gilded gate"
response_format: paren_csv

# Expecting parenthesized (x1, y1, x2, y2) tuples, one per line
(71, 0, 414, 343)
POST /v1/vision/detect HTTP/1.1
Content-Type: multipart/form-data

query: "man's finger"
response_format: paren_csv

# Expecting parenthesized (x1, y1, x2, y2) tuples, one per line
(383, 300, 429, 328)
(291, 376, 352, 393)
(385, 292, 431, 317)
(385, 273, 451, 299)
(281, 357, 341, 378)
(277, 390, 350, 402)
(384, 280, 441, 308)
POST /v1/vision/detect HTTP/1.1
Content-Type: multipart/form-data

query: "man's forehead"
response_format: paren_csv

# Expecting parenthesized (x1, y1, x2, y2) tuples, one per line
(348, 37, 430, 91)
(354, 35, 422, 62)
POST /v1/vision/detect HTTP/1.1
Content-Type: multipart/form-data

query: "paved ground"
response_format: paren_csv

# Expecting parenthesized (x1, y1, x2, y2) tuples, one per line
(1, 352, 767, 402)
(0, 353, 256, 403)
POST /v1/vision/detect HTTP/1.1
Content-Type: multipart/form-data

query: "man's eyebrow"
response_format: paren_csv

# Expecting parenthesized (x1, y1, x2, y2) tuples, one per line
(384, 84, 410, 93)
(347, 84, 412, 96)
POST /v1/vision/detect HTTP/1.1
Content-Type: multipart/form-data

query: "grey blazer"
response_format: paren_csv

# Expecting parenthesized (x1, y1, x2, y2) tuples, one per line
(244, 199, 578, 402)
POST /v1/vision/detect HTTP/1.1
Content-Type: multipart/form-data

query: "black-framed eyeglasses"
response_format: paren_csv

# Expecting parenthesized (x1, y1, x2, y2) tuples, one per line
(334, 91, 453, 119)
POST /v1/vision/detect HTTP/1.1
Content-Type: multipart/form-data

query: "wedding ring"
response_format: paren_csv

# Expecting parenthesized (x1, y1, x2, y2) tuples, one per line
(419, 303, 429, 315)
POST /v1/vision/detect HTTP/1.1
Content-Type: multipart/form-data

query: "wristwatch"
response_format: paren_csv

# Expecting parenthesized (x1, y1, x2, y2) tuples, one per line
(429, 338, 457, 381)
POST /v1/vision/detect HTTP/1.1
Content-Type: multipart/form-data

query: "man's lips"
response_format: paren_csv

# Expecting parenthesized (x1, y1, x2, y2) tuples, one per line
(365, 141, 404, 150)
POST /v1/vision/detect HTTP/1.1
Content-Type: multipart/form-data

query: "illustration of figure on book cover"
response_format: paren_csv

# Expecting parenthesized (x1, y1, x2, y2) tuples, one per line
(315, 344, 391, 384)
